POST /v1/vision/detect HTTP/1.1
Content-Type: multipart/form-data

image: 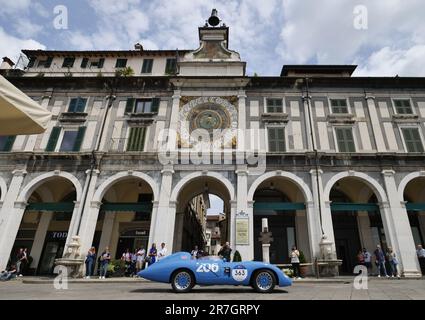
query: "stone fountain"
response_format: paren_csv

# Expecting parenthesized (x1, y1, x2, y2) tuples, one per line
(54, 235, 85, 278)
(316, 235, 342, 277)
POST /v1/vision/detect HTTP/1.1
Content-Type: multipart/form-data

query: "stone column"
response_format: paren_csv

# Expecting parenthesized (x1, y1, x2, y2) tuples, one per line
(356, 212, 375, 252)
(381, 170, 421, 277)
(237, 90, 247, 132)
(98, 211, 115, 253)
(295, 210, 312, 261)
(151, 166, 175, 252)
(365, 95, 386, 152)
(235, 167, 249, 259)
(29, 212, 53, 270)
(0, 202, 27, 271)
(245, 200, 255, 261)
(64, 201, 81, 248)
(147, 201, 159, 250)
(310, 169, 335, 255)
(0, 169, 27, 271)
(169, 89, 181, 149)
(75, 170, 100, 255)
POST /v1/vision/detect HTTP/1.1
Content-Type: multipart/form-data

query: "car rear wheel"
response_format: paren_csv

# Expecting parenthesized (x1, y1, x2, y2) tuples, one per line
(171, 270, 195, 293)
(252, 269, 276, 293)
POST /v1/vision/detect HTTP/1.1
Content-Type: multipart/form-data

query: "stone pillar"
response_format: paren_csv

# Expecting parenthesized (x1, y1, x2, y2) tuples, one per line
(381, 170, 421, 277)
(237, 90, 246, 132)
(172, 211, 185, 251)
(245, 200, 255, 261)
(169, 89, 181, 149)
(356, 212, 375, 252)
(295, 210, 312, 262)
(98, 211, 115, 253)
(75, 170, 100, 255)
(0, 169, 27, 271)
(29, 212, 53, 270)
(147, 201, 159, 250)
(151, 166, 175, 252)
(235, 167, 249, 259)
(0, 202, 26, 271)
(310, 169, 335, 255)
(365, 95, 386, 152)
(64, 201, 81, 248)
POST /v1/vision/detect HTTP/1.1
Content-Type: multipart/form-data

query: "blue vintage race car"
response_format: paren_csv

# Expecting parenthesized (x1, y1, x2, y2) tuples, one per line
(137, 252, 292, 293)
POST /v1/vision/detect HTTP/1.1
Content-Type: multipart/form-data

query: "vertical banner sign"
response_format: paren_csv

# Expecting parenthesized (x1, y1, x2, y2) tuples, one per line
(236, 211, 249, 245)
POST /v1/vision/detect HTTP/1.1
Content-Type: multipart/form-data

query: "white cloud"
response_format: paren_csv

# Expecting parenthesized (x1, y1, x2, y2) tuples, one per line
(0, 27, 46, 63)
(13, 20, 43, 38)
(0, 0, 31, 15)
(355, 45, 425, 76)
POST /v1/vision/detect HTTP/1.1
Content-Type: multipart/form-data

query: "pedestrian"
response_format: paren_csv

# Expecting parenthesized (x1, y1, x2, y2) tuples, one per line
(148, 243, 157, 266)
(130, 250, 137, 276)
(357, 250, 365, 266)
(374, 245, 389, 278)
(20, 248, 29, 276)
(362, 248, 372, 275)
(121, 248, 132, 276)
(16, 248, 24, 277)
(157, 243, 167, 261)
(416, 244, 425, 275)
(99, 247, 111, 279)
(0, 264, 17, 281)
(290, 246, 301, 279)
(218, 242, 232, 262)
(84, 247, 96, 279)
(386, 247, 400, 278)
(191, 245, 199, 259)
(136, 248, 146, 272)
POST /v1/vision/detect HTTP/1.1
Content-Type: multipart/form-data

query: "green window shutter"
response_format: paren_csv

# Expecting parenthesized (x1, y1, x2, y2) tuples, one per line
(268, 127, 285, 152)
(402, 128, 424, 152)
(76, 98, 87, 112)
(44, 57, 53, 68)
(68, 98, 77, 112)
(116, 58, 127, 68)
(125, 98, 135, 113)
(1, 136, 16, 151)
(127, 127, 146, 151)
(72, 127, 86, 151)
(27, 57, 36, 68)
(142, 59, 153, 73)
(336, 128, 355, 152)
(151, 98, 160, 113)
(81, 58, 89, 68)
(62, 57, 75, 68)
(165, 58, 176, 74)
(46, 127, 61, 151)
(98, 58, 105, 68)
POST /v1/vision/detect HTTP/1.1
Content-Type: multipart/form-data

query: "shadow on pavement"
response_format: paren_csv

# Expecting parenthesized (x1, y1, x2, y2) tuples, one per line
(129, 287, 289, 294)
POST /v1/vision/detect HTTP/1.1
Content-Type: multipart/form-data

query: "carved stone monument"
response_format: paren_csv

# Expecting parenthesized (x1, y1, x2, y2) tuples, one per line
(258, 218, 273, 263)
(54, 235, 85, 278)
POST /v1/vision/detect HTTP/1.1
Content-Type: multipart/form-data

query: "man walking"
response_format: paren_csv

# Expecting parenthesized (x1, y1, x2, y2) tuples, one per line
(374, 245, 389, 278)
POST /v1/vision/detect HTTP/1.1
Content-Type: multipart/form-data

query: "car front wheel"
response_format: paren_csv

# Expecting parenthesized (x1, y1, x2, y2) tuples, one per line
(252, 269, 276, 293)
(171, 270, 195, 293)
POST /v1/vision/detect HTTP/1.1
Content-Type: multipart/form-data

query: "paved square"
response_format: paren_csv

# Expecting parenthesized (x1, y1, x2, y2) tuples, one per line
(1, 278, 425, 300)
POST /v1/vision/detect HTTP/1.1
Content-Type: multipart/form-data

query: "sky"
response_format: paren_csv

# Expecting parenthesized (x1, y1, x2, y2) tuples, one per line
(1, 0, 425, 76)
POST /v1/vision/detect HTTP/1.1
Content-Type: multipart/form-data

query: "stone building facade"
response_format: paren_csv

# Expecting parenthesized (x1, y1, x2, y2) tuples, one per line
(0, 15, 424, 276)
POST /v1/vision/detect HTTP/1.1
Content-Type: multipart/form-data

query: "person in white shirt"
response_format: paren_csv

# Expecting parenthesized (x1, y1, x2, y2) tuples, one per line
(157, 242, 167, 261)
(135, 248, 146, 272)
(417, 244, 425, 274)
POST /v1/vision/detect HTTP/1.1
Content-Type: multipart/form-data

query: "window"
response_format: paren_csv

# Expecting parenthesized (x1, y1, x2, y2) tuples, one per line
(127, 127, 146, 151)
(0, 136, 16, 151)
(68, 97, 87, 112)
(81, 58, 105, 69)
(37, 57, 53, 68)
(141, 59, 153, 73)
(46, 127, 86, 152)
(266, 99, 283, 113)
(115, 58, 127, 68)
(394, 99, 413, 114)
(401, 128, 424, 152)
(125, 98, 160, 114)
(62, 57, 75, 68)
(335, 127, 356, 152)
(268, 127, 285, 152)
(27, 57, 36, 68)
(165, 58, 176, 74)
(330, 99, 349, 114)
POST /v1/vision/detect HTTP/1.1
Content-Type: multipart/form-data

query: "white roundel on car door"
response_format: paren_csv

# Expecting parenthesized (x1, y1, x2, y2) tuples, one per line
(231, 265, 248, 281)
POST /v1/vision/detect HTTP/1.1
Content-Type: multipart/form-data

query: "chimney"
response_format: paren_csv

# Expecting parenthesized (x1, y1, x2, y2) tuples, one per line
(1, 57, 15, 70)
(134, 43, 143, 51)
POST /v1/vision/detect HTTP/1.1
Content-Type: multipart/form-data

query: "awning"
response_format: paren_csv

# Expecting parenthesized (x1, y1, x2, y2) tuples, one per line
(0, 75, 52, 135)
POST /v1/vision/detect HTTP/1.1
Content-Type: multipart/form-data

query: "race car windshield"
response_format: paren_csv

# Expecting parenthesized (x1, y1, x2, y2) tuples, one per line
(198, 255, 222, 261)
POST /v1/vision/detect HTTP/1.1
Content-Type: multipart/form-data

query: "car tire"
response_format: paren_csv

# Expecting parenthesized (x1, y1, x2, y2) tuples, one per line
(171, 269, 195, 293)
(252, 269, 276, 293)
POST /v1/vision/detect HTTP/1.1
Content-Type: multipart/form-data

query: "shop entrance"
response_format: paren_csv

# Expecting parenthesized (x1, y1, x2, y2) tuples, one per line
(38, 231, 68, 274)
(115, 229, 149, 259)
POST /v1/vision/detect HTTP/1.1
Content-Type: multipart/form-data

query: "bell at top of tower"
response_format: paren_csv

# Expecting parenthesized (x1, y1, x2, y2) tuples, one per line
(177, 9, 246, 76)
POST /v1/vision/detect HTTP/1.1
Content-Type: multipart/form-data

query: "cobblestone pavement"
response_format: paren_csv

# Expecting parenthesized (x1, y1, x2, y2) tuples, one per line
(0, 278, 425, 300)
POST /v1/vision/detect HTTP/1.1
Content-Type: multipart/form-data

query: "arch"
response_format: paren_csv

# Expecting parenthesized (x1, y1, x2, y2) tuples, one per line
(0, 176, 7, 202)
(247, 171, 313, 203)
(398, 171, 425, 199)
(323, 171, 387, 203)
(170, 171, 235, 203)
(17, 171, 83, 202)
(93, 171, 159, 203)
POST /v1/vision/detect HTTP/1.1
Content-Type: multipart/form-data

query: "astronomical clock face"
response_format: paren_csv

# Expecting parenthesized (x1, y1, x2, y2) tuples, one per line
(179, 97, 238, 148)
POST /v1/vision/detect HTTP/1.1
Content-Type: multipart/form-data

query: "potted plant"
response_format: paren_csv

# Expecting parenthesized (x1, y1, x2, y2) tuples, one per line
(299, 251, 308, 277)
